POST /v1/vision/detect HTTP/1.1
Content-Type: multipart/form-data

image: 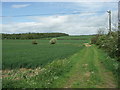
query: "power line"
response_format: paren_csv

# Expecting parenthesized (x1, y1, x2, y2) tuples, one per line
(0, 11, 107, 17)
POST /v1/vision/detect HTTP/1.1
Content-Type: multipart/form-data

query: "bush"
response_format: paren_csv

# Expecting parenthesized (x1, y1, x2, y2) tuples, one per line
(95, 32, 119, 58)
(32, 40, 38, 44)
(91, 35, 99, 44)
(49, 38, 57, 44)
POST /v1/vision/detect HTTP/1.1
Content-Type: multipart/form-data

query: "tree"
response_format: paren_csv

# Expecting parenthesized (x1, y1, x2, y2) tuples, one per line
(97, 28, 105, 35)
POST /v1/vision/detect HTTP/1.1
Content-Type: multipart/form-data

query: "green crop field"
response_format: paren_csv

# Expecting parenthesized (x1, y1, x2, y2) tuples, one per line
(2, 35, 91, 69)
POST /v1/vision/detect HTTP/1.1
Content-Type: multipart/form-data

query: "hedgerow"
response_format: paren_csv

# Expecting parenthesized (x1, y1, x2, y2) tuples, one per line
(91, 31, 120, 87)
(91, 31, 119, 59)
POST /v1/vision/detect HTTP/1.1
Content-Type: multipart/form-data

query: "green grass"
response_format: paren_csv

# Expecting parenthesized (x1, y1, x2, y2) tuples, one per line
(56, 35, 93, 39)
(2, 45, 117, 88)
(41, 35, 93, 41)
(2, 47, 85, 88)
(2, 38, 87, 69)
(2, 35, 117, 88)
(52, 46, 117, 88)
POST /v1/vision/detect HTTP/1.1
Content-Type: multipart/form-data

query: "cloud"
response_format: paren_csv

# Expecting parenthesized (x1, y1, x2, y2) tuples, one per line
(2, 10, 117, 35)
(73, 2, 104, 11)
(11, 4, 30, 8)
(2, 0, 118, 2)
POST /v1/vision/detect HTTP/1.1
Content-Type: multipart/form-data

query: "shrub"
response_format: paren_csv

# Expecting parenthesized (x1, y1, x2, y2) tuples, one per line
(91, 35, 99, 44)
(32, 40, 38, 44)
(95, 32, 119, 58)
(49, 38, 57, 44)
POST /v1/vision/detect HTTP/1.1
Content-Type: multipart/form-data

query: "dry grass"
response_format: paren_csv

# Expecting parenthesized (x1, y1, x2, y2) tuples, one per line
(84, 43, 92, 47)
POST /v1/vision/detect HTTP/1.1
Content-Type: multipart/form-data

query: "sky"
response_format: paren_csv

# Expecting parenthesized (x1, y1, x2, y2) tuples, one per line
(1, 1, 118, 35)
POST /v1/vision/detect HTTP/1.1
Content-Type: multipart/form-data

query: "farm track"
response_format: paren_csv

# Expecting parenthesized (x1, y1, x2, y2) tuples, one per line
(62, 45, 117, 88)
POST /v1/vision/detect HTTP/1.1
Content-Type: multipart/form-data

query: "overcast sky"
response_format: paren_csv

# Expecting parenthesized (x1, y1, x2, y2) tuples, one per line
(1, 1, 118, 35)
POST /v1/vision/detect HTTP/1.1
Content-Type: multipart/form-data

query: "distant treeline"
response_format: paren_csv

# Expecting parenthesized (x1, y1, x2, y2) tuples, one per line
(2, 33, 69, 39)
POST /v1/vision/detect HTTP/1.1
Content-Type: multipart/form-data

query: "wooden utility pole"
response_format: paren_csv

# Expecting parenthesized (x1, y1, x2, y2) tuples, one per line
(107, 10, 111, 35)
